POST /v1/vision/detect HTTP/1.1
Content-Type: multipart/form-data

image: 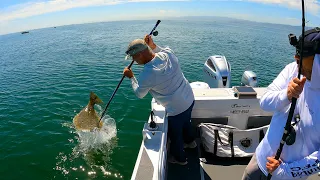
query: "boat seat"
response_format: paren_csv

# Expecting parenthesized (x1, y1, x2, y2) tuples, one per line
(191, 117, 229, 127)
(246, 116, 272, 129)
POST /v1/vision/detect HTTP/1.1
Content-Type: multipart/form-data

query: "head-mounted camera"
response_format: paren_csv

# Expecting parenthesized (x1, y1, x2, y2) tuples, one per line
(288, 33, 298, 47)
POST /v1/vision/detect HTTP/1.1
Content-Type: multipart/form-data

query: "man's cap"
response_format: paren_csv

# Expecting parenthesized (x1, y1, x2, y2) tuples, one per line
(295, 27, 320, 57)
(125, 39, 148, 56)
(303, 27, 320, 41)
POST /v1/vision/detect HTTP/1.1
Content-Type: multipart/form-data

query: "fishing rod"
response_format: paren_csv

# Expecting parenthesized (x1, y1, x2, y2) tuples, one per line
(99, 20, 161, 123)
(267, 0, 305, 179)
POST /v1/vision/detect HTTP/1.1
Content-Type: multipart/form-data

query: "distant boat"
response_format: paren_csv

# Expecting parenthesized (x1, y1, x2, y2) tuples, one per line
(54, 27, 56, 28)
(21, 31, 29, 34)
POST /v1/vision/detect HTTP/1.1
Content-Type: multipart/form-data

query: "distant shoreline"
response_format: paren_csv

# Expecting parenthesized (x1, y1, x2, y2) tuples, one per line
(0, 16, 309, 36)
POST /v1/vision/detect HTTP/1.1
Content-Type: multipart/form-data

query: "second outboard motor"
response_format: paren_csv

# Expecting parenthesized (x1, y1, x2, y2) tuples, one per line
(241, 71, 258, 87)
(190, 81, 210, 89)
(203, 55, 231, 88)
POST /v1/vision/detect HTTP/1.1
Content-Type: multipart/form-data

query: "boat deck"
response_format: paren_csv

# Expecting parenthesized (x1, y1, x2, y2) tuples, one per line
(167, 140, 319, 180)
(132, 89, 319, 180)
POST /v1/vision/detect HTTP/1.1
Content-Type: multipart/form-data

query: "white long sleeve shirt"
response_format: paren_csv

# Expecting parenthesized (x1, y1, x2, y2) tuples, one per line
(256, 54, 320, 179)
(259, 62, 298, 112)
(130, 45, 194, 116)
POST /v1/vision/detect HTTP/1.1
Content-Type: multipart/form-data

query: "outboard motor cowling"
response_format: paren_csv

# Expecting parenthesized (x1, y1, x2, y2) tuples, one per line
(190, 81, 210, 89)
(241, 71, 258, 87)
(203, 55, 231, 88)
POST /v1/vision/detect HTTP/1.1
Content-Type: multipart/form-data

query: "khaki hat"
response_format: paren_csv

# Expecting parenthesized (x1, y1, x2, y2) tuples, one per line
(125, 39, 148, 56)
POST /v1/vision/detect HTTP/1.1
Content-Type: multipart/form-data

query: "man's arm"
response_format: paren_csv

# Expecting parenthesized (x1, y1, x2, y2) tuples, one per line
(272, 151, 320, 179)
(123, 68, 151, 99)
(144, 35, 174, 54)
(260, 63, 297, 112)
(130, 76, 151, 99)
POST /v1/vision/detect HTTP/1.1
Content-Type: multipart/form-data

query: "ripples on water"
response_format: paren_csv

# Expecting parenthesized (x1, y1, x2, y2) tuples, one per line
(55, 113, 121, 179)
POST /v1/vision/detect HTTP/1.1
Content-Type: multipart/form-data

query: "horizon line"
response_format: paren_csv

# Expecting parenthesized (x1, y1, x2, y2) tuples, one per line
(1, 15, 310, 36)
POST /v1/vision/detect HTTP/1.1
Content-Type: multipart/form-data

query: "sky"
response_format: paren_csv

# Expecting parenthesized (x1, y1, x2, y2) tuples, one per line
(0, 0, 319, 35)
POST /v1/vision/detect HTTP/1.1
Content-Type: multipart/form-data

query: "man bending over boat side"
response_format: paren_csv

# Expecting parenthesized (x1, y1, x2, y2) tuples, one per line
(242, 28, 320, 179)
(123, 35, 197, 165)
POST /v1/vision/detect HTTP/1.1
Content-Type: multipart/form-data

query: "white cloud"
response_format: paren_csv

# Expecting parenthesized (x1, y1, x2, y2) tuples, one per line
(247, 0, 320, 15)
(0, 0, 188, 22)
(203, 0, 320, 16)
(1, 0, 319, 23)
(159, 9, 177, 14)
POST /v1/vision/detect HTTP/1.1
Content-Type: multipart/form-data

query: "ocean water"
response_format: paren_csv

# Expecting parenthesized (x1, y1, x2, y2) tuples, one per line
(0, 18, 301, 180)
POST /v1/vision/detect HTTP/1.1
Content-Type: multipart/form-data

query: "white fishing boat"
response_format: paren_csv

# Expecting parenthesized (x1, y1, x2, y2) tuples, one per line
(130, 56, 319, 180)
